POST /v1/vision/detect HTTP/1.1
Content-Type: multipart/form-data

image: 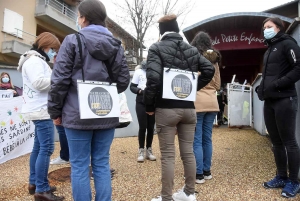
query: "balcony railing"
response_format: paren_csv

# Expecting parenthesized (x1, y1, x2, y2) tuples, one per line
(4, 28, 37, 46)
(45, 0, 77, 21)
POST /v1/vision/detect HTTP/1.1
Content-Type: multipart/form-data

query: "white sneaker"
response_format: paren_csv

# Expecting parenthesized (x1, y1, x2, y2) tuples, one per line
(195, 178, 205, 184)
(50, 156, 69, 165)
(195, 174, 205, 184)
(172, 188, 197, 201)
(151, 196, 162, 201)
(146, 147, 156, 161)
(204, 175, 212, 180)
(137, 148, 145, 162)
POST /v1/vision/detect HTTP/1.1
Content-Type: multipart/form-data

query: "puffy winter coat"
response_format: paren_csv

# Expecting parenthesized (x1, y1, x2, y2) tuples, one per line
(256, 32, 300, 100)
(194, 50, 221, 112)
(48, 25, 130, 129)
(144, 33, 215, 112)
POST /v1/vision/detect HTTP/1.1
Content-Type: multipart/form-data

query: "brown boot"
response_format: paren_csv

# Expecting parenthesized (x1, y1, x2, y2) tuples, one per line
(34, 191, 64, 201)
(28, 184, 57, 195)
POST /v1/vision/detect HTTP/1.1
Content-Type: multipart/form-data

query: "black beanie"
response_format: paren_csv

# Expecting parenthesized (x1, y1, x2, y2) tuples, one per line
(158, 15, 180, 35)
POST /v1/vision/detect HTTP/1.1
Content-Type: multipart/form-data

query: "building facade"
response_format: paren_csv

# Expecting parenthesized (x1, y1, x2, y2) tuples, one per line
(183, 12, 294, 84)
(0, 0, 138, 87)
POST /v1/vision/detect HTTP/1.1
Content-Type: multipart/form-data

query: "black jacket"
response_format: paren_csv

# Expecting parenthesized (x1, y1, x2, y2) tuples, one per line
(143, 33, 215, 112)
(256, 32, 300, 100)
(130, 82, 144, 103)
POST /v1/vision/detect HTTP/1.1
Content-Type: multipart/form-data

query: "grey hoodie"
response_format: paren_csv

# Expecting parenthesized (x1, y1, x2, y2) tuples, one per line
(48, 25, 130, 130)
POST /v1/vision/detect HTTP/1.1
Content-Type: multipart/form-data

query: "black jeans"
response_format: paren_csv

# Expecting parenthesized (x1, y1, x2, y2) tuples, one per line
(136, 101, 155, 148)
(264, 96, 300, 181)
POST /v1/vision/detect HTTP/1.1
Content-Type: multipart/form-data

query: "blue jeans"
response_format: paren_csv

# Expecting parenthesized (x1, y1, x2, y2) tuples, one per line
(65, 128, 115, 201)
(29, 119, 55, 193)
(193, 112, 217, 174)
(55, 125, 69, 161)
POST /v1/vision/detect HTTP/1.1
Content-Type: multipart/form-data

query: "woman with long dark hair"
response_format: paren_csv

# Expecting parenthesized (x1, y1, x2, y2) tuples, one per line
(191, 31, 221, 184)
(256, 17, 300, 198)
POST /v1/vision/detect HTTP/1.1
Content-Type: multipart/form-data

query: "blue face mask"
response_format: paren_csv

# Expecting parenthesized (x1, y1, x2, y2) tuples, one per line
(46, 49, 56, 61)
(76, 17, 81, 31)
(264, 27, 277, 39)
(2, 77, 9, 83)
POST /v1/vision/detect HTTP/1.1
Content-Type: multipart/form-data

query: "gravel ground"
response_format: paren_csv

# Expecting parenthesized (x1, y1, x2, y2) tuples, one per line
(0, 127, 299, 201)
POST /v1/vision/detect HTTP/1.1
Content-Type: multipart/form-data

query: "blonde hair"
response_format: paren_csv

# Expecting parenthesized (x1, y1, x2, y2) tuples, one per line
(33, 32, 61, 51)
(0, 72, 14, 88)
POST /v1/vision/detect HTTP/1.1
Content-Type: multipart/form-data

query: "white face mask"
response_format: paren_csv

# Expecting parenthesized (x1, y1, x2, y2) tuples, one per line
(264, 27, 277, 39)
(76, 17, 82, 31)
(2, 77, 9, 83)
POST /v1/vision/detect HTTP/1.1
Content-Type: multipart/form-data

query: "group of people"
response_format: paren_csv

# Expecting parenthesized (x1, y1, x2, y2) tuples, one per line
(16, 0, 129, 200)
(1, 0, 299, 200)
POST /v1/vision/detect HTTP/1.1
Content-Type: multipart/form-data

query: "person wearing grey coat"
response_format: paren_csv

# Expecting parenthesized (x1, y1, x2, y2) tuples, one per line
(47, 1, 130, 200)
(48, 28, 129, 129)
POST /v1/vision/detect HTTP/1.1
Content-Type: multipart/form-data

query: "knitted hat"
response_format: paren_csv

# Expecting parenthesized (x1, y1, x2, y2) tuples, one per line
(158, 14, 179, 35)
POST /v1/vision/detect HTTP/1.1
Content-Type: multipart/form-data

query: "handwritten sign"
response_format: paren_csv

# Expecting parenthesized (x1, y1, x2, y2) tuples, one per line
(0, 97, 35, 164)
(0, 90, 13, 100)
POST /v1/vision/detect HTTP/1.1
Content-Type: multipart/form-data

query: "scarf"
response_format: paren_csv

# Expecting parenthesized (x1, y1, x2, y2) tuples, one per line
(0, 83, 12, 89)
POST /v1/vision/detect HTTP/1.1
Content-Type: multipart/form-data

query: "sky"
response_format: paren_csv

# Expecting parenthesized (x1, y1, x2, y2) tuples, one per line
(100, 0, 294, 48)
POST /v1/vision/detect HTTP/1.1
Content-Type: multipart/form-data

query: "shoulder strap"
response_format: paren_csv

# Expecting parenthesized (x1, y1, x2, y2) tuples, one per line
(75, 33, 85, 82)
(75, 33, 120, 84)
(177, 41, 195, 79)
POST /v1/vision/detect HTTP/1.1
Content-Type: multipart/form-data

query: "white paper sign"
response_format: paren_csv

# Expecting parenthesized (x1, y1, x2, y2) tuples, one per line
(0, 97, 35, 164)
(0, 90, 13, 100)
(162, 68, 198, 101)
(77, 80, 120, 119)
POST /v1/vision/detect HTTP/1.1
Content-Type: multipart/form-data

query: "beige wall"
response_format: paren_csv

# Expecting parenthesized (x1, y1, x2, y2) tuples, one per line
(0, 0, 37, 39)
(0, 0, 76, 66)
(0, 0, 136, 66)
(0, 0, 37, 65)
(36, 19, 69, 41)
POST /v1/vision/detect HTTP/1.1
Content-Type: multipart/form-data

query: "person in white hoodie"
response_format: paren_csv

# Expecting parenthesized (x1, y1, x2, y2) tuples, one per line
(18, 32, 64, 201)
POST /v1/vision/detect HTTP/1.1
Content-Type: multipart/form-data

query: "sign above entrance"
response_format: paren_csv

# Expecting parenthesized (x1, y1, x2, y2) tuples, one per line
(211, 30, 266, 50)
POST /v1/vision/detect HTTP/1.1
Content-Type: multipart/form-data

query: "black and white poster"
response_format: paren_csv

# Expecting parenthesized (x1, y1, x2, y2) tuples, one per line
(77, 80, 120, 119)
(162, 68, 198, 101)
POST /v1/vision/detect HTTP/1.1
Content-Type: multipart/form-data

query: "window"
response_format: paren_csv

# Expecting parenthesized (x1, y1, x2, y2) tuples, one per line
(3, 8, 24, 38)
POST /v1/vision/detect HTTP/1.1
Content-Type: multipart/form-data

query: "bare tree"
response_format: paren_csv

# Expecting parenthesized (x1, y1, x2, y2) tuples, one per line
(161, 0, 196, 28)
(113, 0, 159, 64)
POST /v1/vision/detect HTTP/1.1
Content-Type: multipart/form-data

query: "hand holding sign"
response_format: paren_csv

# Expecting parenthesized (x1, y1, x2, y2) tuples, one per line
(7, 89, 17, 95)
(0, 90, 13, 100)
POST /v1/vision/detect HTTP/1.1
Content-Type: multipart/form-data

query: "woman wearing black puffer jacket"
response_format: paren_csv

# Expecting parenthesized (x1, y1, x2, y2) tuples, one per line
(256, 17, 300, 199)
(145, 14, 214, 201)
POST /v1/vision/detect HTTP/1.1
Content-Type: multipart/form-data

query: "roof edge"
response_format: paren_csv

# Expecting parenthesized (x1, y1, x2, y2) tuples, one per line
(106, 17, 146, 48)
(286, 17, 300, 34)
(183, 12, 294, 33)
(263, 0, 298, 13)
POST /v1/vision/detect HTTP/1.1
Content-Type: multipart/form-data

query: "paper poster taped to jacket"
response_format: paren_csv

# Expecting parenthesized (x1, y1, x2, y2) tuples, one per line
(77, 80, 120, 119)
(162, 68, 198, 101)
